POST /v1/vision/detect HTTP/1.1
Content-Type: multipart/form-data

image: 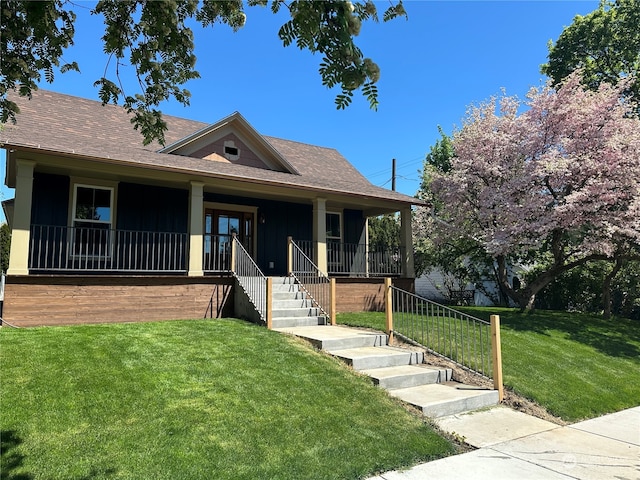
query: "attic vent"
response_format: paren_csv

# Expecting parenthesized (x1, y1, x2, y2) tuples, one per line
(223, 140, 240, 161)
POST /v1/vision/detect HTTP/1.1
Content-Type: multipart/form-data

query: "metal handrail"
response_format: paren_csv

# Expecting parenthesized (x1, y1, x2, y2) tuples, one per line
(29, 224, 187, 272)
(296, 240, 403, 276)
(390, 285, 493, 379)
(232, 235, 267, 322)
(289, 239, 331, 320)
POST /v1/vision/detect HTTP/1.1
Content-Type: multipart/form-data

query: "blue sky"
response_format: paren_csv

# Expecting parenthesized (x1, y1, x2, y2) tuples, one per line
(1, 0, 599, 222)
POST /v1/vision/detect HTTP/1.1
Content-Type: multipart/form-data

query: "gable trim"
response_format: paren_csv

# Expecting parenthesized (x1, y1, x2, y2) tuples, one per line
(158, 112, 301, 175)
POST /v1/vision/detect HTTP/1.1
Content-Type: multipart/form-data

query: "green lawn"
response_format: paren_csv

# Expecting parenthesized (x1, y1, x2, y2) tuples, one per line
(338, 308, 640, 422)
(0, 319, 454, 480)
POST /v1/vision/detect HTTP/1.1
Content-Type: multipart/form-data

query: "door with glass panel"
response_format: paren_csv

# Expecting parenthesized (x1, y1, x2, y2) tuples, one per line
(204, 209, 253, 271)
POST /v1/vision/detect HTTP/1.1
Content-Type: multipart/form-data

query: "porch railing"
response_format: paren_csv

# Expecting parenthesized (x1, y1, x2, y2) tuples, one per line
(232, 235, 267, 323)
(390, 285, 495, 380)
(202, 234, 233, 272)
(29, 225, 187, 272)
(288, 238, 333, 322)
(295, 240, 404, 276)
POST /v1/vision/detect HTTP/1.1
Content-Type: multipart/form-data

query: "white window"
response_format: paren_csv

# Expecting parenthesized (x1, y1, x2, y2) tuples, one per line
(71, 185, 114, 257)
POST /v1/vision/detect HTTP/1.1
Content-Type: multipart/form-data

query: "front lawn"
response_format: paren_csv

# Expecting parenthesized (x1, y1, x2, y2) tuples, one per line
(0, 319, 454, 480)
(338, 308, 640, 422)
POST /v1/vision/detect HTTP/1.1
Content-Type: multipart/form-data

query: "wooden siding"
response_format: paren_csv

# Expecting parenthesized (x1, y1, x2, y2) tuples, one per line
(2, 276, 234, 327)
(32, 172, 70, 226)
(335, 278, 414, 313)
(117, 183, 188, 233)
(191, 133, 271, 170)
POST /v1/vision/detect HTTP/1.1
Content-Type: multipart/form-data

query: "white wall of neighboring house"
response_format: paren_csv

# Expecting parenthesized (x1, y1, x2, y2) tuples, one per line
(416, 263, 525, 308)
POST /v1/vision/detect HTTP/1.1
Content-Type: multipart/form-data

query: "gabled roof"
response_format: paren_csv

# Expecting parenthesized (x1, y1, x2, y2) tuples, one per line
(1, 89, 423, 207)
(158, 111, 300, 175)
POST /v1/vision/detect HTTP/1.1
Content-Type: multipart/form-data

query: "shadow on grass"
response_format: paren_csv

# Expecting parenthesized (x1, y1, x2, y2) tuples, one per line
(492, 309, 640, 359)
(1, 430, 32, 480)
(0, 430, 117, 480)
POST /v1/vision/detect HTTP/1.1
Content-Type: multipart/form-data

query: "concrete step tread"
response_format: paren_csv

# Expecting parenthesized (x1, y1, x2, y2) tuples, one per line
(360, 364, 448, 378)
(389, 382, 500, 418)
(360, 364, 453, 389)
(272, 325, 383, 340)
(331, 345, 418, 358)
(331, 345, 424, 370)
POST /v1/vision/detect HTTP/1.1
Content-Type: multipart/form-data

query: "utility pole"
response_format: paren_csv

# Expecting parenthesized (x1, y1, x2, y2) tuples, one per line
(391, 158, 396, 191)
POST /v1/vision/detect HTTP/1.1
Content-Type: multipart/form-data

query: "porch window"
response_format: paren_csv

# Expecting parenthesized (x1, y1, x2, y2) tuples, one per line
(72, 185, 113, 257)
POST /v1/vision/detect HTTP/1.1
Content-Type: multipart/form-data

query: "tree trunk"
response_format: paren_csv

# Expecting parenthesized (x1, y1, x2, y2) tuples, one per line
(602, 258, 624, 319)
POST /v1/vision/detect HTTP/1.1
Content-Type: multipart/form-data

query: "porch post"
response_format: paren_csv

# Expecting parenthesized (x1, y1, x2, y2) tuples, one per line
(188, 181, 204, 277)
(312, 197, 328, 276)
(362, 217, 370, 277)
(7, 159, 36, 276)
(399, 208, 415, 278)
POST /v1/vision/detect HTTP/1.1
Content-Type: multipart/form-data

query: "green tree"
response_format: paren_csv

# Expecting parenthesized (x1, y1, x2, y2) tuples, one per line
(542, 0, 640, 115)
(0, 223, 10, 273)
(1, 0, 407, 146)
(368, 214, 399, 252)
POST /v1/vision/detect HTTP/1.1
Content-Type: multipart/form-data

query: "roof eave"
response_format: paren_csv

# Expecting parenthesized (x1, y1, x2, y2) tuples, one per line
(2, 143, 421, 207)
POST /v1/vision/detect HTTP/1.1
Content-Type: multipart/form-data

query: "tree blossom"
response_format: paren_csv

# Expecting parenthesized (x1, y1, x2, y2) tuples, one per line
(427, 72, 640, 310)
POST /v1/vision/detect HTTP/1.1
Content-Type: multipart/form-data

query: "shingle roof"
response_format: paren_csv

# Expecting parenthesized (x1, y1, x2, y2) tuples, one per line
(1, 89, 422, 206)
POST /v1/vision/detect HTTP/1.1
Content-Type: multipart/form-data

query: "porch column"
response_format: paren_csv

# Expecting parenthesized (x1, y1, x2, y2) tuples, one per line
(188, 181, 204, 277)
(362, 217, 370, 277)
(400, 207, 415, 278)
(7, 159, 36, 276)
(312, 197, 328, 276)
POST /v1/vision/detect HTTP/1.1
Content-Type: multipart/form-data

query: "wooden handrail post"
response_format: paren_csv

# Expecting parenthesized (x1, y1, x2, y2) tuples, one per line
(385, 277, 393, 343)
(230, 233, 237, 274)
(490, 314, 504, 402)
(330, 278, 336, 325)
(287, 236, 293, 276)
(266, 277, 273, 330)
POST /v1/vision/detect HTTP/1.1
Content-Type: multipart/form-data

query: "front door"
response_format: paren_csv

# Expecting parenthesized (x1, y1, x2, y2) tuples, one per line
(204, 209, 254, 271)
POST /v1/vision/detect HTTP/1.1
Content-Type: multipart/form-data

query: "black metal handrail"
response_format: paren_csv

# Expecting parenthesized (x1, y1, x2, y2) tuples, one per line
(29, 225, 187, 272)
(390, 285, 493, 379)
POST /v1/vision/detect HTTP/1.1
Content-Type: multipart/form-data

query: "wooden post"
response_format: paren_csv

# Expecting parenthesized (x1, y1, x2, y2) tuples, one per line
(385, 277, 393, 343)
(287, 236, 293, 276)
(490, 315, 504, 402)
(266, 277, 273, 330)
(230, 233, 237, 274)
(330, 278, 336, 325)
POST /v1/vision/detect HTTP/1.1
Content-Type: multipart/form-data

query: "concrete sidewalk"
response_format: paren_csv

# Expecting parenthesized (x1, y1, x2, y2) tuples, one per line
(368, 405, 640, 480)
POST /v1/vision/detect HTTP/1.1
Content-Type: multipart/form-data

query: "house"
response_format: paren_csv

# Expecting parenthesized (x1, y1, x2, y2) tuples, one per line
(1, 89, 423, 327)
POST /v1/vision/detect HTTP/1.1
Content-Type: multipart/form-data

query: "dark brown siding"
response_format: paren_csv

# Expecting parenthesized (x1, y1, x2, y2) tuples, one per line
(335, 278, 414, 313)
(2, 276, 234, 327)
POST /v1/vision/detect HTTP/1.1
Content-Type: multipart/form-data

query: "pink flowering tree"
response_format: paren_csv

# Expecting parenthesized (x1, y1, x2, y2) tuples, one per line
(425, 72, 640, 312)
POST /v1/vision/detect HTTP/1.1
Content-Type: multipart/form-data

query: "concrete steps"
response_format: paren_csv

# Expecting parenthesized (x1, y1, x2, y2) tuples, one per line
(361, 365, 452, 390)
(276, 324, 500, 418)
(269, 277, 327, 328)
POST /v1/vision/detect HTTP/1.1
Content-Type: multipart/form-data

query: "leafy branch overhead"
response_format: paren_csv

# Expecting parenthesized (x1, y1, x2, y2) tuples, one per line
(1, 0, 406, 146)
